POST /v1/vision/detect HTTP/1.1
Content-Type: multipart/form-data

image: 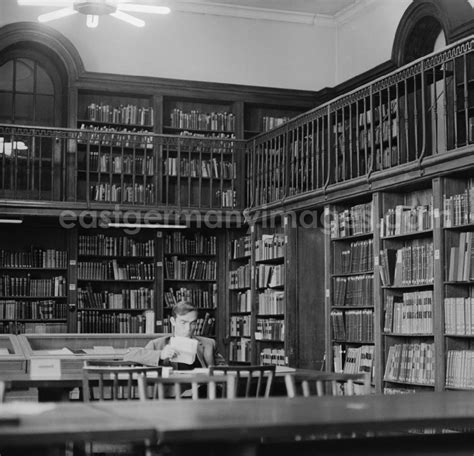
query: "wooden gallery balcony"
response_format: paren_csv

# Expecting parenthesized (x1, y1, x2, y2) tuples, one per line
(247, 34, 474, 210)
(0, 127, 247, 214)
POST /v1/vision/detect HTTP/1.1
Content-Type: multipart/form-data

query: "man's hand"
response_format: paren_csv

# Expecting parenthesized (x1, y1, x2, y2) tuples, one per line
(160, 345, 178, 360)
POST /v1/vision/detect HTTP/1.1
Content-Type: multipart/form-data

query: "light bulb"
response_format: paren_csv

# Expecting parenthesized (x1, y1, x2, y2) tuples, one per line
(86, 14, 99, 28)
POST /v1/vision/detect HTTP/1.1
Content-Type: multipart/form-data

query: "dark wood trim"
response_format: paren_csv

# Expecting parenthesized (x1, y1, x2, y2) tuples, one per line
(0, 21, 84, 81)
(75, 72, 319, 108)
(315, 61, 397, 105)
(392, 0, 474, 66)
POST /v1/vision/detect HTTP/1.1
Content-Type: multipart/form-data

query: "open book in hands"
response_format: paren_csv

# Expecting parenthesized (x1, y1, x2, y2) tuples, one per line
(169, 336, 198, 365)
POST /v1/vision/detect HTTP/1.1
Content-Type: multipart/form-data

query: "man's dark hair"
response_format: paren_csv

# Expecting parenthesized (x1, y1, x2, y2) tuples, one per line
(172, 300, 197, 317)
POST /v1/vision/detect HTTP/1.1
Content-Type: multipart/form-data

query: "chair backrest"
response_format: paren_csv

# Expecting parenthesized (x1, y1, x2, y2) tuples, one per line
(209, 365, 275, 398)
(137, 374, 235, 400)
(82, 360, 162, 402)
(284, 371, 371, 398)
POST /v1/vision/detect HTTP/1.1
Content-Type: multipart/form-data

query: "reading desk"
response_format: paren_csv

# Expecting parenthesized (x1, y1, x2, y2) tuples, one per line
(1, 392, 474, 454)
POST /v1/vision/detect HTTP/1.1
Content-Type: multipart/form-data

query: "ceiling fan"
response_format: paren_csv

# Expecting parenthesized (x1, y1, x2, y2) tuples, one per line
(17, 0, 171, 28)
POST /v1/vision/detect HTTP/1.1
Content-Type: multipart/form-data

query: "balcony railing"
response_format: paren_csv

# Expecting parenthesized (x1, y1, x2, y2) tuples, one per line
(248, 34, 474, 208)
(0, 124, 246, 211)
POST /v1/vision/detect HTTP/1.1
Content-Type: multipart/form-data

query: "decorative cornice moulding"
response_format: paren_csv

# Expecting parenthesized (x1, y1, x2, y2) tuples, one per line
(335, 0, 380, 25)
(174, 1, 335, 26)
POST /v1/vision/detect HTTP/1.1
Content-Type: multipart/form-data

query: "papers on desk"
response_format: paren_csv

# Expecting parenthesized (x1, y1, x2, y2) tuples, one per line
(0, 348, 10, 356)
(0, 401, 56, 416)
(169, 337, 198, 365)
(275, 366, 296, 373)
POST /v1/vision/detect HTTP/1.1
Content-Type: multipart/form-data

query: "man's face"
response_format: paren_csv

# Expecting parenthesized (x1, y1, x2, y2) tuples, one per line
(171, 311, 198, 337)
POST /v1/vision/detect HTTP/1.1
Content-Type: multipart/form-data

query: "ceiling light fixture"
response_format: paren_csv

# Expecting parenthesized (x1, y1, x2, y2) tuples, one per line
(0, 219, 23, 224)
(107, 222, 187, 229)
(18, 0, 171, 28)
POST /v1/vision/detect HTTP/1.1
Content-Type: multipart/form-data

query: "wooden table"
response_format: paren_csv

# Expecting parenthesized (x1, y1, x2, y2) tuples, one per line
(2, 392, 474, 454)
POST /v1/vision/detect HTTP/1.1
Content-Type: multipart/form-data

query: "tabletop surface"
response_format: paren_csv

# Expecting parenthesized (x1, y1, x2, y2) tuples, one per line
(95, 391, 474, 443)
(3, 391, 474, 447)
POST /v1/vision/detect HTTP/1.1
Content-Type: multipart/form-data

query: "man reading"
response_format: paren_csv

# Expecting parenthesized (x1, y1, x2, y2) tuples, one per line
(125, 301, 225, 369)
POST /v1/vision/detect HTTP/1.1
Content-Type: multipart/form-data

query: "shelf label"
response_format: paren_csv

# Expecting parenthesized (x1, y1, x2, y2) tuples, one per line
(156, 320, 162, 327)
(255, 332, 263, 340)
(434, 249, 440, 260)
(374, 257, 379, 266)
(434, 208, 440, 219)
(157, 261, 163, 268)
(30, 358, 61, 379)
(285, 235, 288, 244)
(157, 232, 162, 238)
(284, 217, 288, 226)
(69, 284, 76, 291)
(250, 225, 255, 233)
(69, 259, 77, 266)
(324, 207, 330, 216)
(325, 289, 330, 298)
(285, 357, 289, 364)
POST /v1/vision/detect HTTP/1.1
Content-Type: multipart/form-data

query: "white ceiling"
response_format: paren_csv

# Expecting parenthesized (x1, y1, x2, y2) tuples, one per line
(184, 0, 359, 16)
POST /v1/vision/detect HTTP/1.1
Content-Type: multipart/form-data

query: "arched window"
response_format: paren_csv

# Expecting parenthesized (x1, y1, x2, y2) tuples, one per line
(0, 50, 63, 126)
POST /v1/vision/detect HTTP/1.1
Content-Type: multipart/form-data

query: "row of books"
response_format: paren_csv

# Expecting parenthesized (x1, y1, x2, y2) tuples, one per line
(85, 103, 154, 126)
(260, 348, 286, 366)
(76, 310, 148, 333)
(229, 338, 251, 362)
(89, 183, 155, 204)
(0, 249, 67, 269)
(447, 231, 474, 282)
(258, 290, 284, 315)
(216, 189, 236, 208)
(78, 125, 153, 148)
(384, 291, 433, 335)
(384, 343, 435, 385)
(330, 202, 373, 238)
(357, 118, 398, 147)
(443, 184, 474, 227)
(163, 157, 236, 180)
(78, 260, 154, 281)
(229, 264, 250, 290)
(231, 290, 251, 313)
(0, 300, 67, 320)
(0, 275, 66, 297)
(230, 315, 251, 337)
(333, 274, 373, 307)
(372, 145, 401, 170)
(169, 109, 235, 132)
(262, 116, 289, 132)
(339, 240, 373, 274)
(256, 318, 284, 341)
(0, 321, 67, 334)
(380, 243, 434, 287)
(164, 257, 216, 281)
(163, 286, 216, 309)
(255, 234, 285, 261)
(381, 204, 433, 237)
(257, 264, 284, 288)
(164, 232, 216, 256)
(358, 100, 398, 126)
(444, 296, 474, 335)
(446, 350, 474, 389)
(333, 344, 374, 378)
(78, 235, 155, 257)
(88, 152, 154, 175)
(77, 286, 154, 310)
(231, 235, 251, 259)
(330, 309, 374, 342)
(177, 130, 236, 141)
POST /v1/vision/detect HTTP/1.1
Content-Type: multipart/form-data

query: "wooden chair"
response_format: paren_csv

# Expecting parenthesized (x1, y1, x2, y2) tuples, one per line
(284, 371, 371, 398)
(82, 360, 162, 401)
(209, 365, 275, 398)
(137, 374, 236, 400)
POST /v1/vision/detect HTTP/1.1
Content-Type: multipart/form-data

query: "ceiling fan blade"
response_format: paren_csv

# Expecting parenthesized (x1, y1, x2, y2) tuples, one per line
(17, 0, 73, 6)
(110, 10, 145, 27)
(38, 7, 77, 22)
(116, 4, 171, 14)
